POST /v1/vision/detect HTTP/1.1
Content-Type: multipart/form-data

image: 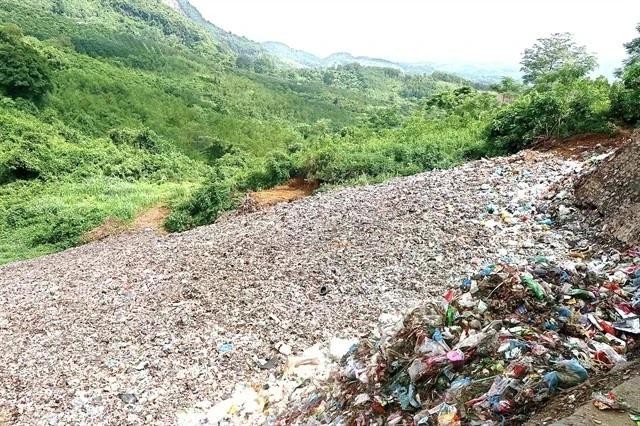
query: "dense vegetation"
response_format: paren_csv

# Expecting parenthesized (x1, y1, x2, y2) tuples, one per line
(0, 0, 638, 264)
(610, 23, 640, 125)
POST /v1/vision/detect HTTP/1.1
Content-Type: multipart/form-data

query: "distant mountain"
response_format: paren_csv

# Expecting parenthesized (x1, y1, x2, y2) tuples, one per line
(261, 42, 413, 72)
(422, 62, 521, 83)
(261, 41, 519, 82)
(261, 41, 418, 73)
(162, 0, 265, 57)
(260, 41, 321, 68)
(165, 0, 520, 83)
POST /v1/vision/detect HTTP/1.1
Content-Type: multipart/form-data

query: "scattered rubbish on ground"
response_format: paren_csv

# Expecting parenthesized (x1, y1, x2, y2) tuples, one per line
(218, 342, 234, 353)
(591, 391, 630, 411)
(274, 246, 640, 425)
(6, 147, 637, 424)
(118, 393, 138, 405)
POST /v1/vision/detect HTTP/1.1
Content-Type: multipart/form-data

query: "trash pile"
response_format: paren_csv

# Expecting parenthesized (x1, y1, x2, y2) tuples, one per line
(278, 247, 640, 425)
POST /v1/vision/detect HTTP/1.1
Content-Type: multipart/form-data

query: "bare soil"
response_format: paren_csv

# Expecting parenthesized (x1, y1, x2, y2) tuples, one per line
(534, 131, 632, 159)
(83, 206, 170, 243)
(249, 177, 319, 207)
(526, 361, 640, 425)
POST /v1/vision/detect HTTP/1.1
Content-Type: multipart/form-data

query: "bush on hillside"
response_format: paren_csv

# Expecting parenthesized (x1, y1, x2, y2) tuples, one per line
(486, 68, 611, 152)
(0, 25, 53, 101)
(165, 173, 236, 232)
(108, 127, 162, 153)
(165, 150, 298, 232)
(610, 62, 640, 126)
(425, 87, 499, 121)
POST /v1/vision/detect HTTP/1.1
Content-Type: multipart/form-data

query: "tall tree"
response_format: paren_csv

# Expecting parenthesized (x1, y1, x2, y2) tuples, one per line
(623, 23, 640, 65)
(611, 23, 640, 124)
(521, 33, 597, 84)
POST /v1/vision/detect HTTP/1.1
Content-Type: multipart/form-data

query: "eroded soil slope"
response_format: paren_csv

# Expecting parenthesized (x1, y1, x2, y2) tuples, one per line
(575, 133, 640, 245)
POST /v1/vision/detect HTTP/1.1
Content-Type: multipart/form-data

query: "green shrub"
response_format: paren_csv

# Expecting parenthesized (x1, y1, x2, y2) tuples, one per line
(108, 127, 162, 153)
(425, 87, 499, 121)
(165, 174, 237, 232)
(166, 149, 299, 231)
(610, 62, 640, 125)
(0, 25, 53, 101)
(487, 70, 611, 152)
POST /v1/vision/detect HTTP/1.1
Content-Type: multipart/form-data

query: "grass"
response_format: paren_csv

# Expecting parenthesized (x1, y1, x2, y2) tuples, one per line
(0, 0, 500, 265)
(0, 178, 196, 264)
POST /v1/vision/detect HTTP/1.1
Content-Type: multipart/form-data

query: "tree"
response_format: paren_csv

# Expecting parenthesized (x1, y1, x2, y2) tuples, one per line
(610, 23, 640, 125)
(623, 23, 640, 66)
(521, 33, 597, 84)
(490, 77, 524, 94)
(253, 55, 274, 74)
(235, 54, 252, 70)
(0, 25, 53, 101)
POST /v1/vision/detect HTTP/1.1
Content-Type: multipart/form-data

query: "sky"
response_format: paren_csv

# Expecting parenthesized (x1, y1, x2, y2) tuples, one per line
(190, 0, 639, 70)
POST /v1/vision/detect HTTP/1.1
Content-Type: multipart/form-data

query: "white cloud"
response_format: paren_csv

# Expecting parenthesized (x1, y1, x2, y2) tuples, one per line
(190, 0, 639, 68)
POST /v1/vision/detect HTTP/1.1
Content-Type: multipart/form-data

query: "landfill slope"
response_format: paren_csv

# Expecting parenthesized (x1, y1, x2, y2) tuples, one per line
(0, 151, 588, 424)
(575, 134, 640, 245)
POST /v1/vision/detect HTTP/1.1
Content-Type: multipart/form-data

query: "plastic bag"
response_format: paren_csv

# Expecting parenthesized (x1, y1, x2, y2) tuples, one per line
(455, 332, 486, 351)
(544, 359, 588, 391)
(489, 395, 514, 414)
(591, 341, 626, 365)
(447, 349, 465, 368)
(415, 336, 448, 356)
(613, 316, 640, 335)
(592, 391, 627, 410)
(428, 402, 461, 426)
(521, 274, 546, 300)
(408, 358, 426, 382)
(506, 358, 530, 379)
(458, 292, 476, 308)
(392, 383, 420, 410)
(568, 288, 596, 300)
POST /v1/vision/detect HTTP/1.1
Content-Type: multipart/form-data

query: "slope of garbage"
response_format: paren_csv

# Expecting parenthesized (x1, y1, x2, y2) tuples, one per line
(176, 143, 640, 426)
(0, 146, 635, 425)
(271, 249, 639, 425)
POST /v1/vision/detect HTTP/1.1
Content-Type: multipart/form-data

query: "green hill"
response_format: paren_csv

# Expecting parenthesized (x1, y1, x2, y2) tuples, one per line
(6, 0, 622, 265)
(0, 0, 487, 264)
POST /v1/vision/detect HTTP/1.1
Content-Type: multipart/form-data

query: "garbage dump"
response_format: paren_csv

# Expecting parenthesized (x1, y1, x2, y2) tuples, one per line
(277, 247, 640, 425)
(173, 149, 638, 426)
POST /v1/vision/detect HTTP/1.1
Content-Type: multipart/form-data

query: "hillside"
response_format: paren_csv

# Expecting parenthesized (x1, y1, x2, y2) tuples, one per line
(1, 0, 638, 267)
(0, 0, 484, 264)
(162, 0, 266, 58)
(160, 0, 518, 82)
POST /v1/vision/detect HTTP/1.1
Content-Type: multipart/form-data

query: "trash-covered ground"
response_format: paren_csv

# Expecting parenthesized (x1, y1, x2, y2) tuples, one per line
(175, 146, 640, 426)
(183, 244, 640, 425)
(272, 248, 640, 425)
(0, 148, 632, 425)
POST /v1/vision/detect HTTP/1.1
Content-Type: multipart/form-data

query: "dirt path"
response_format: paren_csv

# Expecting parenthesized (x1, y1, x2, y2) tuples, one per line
(534, 131, 632, 159)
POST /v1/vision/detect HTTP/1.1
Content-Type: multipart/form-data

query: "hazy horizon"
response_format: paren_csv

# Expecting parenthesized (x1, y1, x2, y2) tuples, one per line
(190, 0, 639, 73)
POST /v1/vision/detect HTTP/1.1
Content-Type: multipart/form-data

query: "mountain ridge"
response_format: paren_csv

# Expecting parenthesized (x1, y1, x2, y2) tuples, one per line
(165, 0, 519, 82)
